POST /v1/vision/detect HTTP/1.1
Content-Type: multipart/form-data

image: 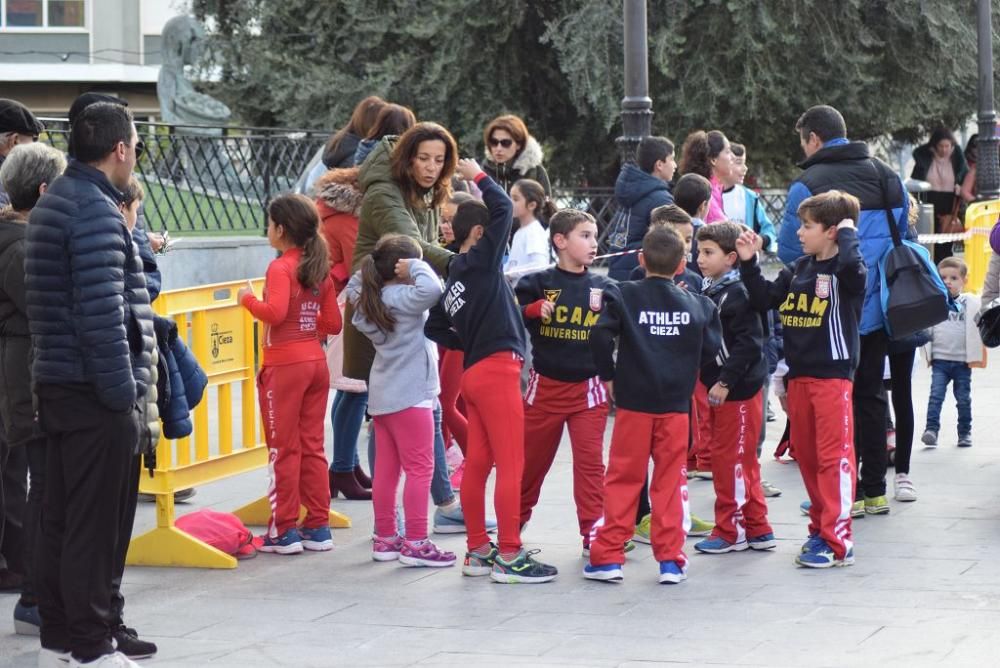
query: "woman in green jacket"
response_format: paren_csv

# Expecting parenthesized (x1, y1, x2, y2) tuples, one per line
(343, 121, 457, 381)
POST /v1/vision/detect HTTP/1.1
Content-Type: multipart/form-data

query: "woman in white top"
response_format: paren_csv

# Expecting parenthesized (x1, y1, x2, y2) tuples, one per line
(505, 178, 556, 281)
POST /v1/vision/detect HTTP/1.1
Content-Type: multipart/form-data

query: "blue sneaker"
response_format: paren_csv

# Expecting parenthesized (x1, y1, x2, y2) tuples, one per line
(694, 536, 748, 554)
(748, 533, 777, 551)
(799, 500, 811, 516)
(583, 562, 623, 582)
(13, 601, 40, 636)
(259, 527, 303, 554)
(433, 503, 497, 535)
(801, 533, 825, 554)
(300, 525, 333, 551)
(795, 539, 854, 568)
(658, 560, 687, 584)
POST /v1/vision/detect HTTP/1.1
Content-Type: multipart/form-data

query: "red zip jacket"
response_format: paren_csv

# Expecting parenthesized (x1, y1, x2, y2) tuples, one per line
(240, 248, 341, 366)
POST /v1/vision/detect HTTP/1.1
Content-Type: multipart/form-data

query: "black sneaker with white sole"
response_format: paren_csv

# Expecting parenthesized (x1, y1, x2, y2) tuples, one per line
(113, 626, 157, 660)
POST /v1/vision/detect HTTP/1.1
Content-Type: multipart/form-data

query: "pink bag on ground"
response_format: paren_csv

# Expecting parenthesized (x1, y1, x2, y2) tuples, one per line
(175, 509, 261, 559)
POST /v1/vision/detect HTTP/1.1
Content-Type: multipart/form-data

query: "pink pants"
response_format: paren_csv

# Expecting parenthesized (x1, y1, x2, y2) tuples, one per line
(372, 407, 435, 541)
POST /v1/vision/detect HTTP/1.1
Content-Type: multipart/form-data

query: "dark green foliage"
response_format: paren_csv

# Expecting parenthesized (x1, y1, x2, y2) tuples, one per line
(193, 0, 1000, 185)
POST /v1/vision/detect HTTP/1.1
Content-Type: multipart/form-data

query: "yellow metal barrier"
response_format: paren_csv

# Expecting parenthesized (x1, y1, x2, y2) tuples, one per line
(126, 278, 351, 569)
(963, 200, 1000, 294)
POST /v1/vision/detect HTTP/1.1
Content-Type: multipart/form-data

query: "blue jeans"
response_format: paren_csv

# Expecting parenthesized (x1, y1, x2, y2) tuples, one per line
(329, 391, 366, 473)
(368, 401, 455, 506)
(925, 360, 972, 436)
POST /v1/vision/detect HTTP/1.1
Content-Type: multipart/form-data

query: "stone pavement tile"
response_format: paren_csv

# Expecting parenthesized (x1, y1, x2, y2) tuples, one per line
(831, 626, 966, 664)
(198, 627, 568, 667)
(539, 632, 758, 664)
(416, 652, 618, 667)
(801, 604, 1000, 630)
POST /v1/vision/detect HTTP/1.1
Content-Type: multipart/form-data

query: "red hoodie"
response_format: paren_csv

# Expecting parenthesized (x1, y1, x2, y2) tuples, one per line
(240, 248, 341, 366)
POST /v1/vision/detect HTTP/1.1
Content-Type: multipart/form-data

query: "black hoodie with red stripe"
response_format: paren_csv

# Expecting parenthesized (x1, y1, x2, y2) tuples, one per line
(699, 274, 767, 401)
(739, 227, 866, 381)
(590, 277, 722, 414)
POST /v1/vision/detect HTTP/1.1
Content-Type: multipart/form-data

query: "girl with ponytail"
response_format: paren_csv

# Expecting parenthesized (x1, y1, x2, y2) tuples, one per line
(238, 193, 342, 554)
(347, 234, 456, 568)
(506, 178, 557, 279)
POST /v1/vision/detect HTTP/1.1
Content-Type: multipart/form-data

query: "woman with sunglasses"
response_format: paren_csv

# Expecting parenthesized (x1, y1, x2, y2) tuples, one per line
(482, 115, 551, 196)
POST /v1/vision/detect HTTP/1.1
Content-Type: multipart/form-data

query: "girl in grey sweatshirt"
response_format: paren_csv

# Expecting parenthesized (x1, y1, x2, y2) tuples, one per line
(348, 234, 456, 568)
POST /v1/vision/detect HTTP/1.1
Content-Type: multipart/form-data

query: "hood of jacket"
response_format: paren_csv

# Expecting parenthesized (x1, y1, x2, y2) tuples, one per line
(358, 136, 397, 194)
(315, 167, 363, 216)
(483, 135, 545, 175)
(614, 163, 669, 207)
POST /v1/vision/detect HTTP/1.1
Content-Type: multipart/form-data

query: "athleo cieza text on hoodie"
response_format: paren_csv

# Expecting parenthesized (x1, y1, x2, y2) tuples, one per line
(590, 276, 722, 414)
(739, 227, 867, 380)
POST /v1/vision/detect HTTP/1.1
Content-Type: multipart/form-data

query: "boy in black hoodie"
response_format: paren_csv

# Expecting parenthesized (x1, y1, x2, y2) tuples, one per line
(516, 209, 617, 557)
(692, 222, 774, 555)
(585, 225, 721, 584)
(426, 159, 557, 584)
(737, 190, 866, 569)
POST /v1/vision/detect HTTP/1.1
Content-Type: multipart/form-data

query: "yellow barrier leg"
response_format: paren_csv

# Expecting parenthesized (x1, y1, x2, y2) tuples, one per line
(231, 496, 272, 526)
(232, 496, 352, 529)
(126, 492, 237, 569)
(126, 526, 237, 569)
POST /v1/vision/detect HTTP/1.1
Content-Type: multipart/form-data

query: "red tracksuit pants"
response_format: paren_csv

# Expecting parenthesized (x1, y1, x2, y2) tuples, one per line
(689, 382, 712, 471)
(438, 347, 468, 453)
(787, 377, 856, 559)
(590, 409, 691, 567)
(460, 352, 524, 554)
(707, 391, 772, 544)
(258, 359, 331, 537)
(519, 374, 608, 538)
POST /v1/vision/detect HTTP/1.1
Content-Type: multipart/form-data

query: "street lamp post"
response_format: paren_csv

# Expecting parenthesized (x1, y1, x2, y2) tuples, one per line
(617, 0, 652, 163)
(976, 0, 1000, 200)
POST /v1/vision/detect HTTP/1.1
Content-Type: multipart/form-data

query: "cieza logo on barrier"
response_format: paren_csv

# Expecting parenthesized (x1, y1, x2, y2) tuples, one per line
(211, 322, 234, 360)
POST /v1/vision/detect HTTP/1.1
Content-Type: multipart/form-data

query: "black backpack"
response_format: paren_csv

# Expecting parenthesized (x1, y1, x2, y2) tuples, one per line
(872, 161, 951, 339)
(976, 300, 1000, 348)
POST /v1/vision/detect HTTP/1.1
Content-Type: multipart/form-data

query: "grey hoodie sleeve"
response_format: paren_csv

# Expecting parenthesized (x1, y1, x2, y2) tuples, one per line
(387, 260, 444, 314)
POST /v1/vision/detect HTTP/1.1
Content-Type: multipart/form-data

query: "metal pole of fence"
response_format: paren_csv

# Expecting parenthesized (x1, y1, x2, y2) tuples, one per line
(262, 129, 272, 229)
(976, 0, 1000, 200)
(617, 0, 653, 164)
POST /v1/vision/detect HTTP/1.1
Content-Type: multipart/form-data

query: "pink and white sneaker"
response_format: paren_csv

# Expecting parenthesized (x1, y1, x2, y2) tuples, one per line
(372, 534, 404, 562)
(398, 539, 457, 568)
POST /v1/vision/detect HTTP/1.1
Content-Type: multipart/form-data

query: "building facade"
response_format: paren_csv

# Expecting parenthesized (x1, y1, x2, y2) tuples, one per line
(0, 0, 183, 116)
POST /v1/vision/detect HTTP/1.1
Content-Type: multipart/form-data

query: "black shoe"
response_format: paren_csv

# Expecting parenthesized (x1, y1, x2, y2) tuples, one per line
(113, 625, 158, 659)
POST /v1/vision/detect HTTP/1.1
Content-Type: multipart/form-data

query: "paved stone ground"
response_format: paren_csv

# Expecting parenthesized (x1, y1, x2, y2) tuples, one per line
(2, 362, 1000, 667)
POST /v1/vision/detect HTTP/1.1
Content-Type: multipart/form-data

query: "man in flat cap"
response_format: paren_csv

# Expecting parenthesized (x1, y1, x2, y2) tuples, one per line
(0, 99, 44, 208)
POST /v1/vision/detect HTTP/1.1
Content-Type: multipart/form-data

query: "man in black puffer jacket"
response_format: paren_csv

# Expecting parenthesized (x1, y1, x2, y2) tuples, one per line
(25, 102, 154, 667)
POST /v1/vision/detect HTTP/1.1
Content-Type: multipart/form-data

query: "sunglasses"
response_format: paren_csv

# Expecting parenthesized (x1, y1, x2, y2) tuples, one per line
(135, 140, 145, 160)
(488, 137, 514, 148)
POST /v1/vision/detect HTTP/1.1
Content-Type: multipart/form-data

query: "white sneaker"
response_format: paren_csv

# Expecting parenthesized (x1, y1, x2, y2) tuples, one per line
(69, 652, 140, 668)
(893, 473, 917, 502)
(38, 648, 70, 668)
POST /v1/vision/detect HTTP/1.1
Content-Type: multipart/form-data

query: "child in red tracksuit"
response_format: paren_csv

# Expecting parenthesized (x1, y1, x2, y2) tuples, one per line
(515, 209, 612, 555)
(692, 222, 774, 554)
(238, 194, 342, 554)
(585, 225, 722, 584)
(424, 159, 558, 584)
(737, 190, 866, 568)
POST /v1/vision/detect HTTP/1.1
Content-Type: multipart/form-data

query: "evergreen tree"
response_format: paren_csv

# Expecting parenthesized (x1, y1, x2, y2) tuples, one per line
(193, 0, 999, 185)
